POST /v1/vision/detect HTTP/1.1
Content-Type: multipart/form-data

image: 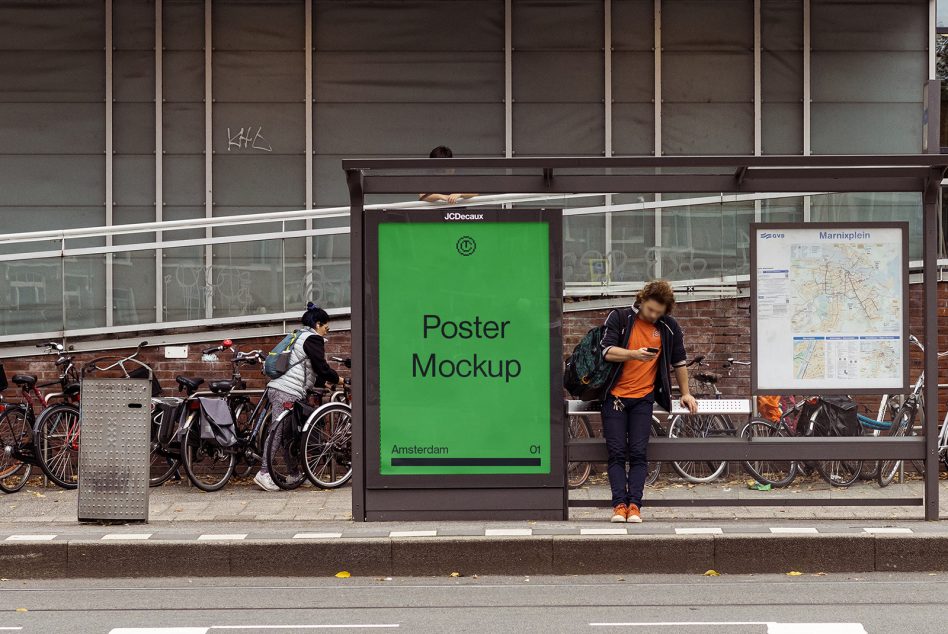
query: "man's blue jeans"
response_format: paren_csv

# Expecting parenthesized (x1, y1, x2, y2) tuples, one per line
(600, 393, 654, 508)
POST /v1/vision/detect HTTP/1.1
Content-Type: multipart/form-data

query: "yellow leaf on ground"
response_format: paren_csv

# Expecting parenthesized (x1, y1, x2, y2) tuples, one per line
(450, 572, 461, 578)
(15, 608, 27, 613)
(786, 571, 803, 576)
(704, 570, 720, 576)
(335, 571, 351, 578)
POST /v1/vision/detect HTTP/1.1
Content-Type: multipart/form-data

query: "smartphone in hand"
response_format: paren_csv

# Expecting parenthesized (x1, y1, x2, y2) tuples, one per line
(644, 347, 659, 354)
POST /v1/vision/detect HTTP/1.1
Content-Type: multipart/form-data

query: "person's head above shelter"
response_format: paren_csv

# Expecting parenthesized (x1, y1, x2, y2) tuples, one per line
(419, 145, 477, 204)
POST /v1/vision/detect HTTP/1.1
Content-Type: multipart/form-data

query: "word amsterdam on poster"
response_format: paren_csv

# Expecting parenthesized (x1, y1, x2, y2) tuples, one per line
(751, 223, 909, 395)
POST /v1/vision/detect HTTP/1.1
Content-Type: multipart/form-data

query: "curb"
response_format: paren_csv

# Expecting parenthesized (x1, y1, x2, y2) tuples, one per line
(2, 534, 948, 579)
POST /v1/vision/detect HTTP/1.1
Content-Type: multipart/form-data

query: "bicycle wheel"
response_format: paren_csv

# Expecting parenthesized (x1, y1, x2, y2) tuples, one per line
(0, 407, 33, 493)
(265, 410, 305, 490)
(667, 414, 728, 483)
(180, 413, 236, 492)
(645, 417, 662, 486)
(878, 403, 916, 487)
(567, 414, 592, 489)
(149, 406, 180, 487)
(816, 458, 863, 487)
(740, 419, 797, 487)
(302, 403, 353, 489)
(33, 403, 81, 490)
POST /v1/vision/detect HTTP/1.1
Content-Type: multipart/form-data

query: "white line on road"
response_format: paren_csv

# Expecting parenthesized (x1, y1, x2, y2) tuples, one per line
(5, 534, 56, 541)
(580, 528, 629, 535)
(197, 534, 247, 541)
(293, 533, 343, 539)
(0, 628, 24, 631)
(389, 530, 437, 538)
(863, 527, 912, 534)
(590, 622, 866, 633)
(484, 528, 532, 536)
(109, 629, 208, 634)
(674, 528, 723, 535)
(769, 527, 819, 534)
(211, 626, 399, 630)
(102, 533, 153, 540)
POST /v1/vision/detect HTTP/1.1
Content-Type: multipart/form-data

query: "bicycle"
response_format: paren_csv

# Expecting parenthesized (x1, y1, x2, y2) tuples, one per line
(177, 375, 273, 492)
(199, 340, 267, 477)
(0, 342, 80, 492)
(741, 394, 864, 488)
(665, 355, 741, 484)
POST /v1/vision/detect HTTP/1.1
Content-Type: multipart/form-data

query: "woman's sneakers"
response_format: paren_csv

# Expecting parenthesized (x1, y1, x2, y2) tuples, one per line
(610, 503, 643, 523)
(253, 471, 280, 492)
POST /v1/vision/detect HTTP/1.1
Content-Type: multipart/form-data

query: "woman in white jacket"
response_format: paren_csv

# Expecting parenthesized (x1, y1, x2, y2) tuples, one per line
(254, 303, 340, 491)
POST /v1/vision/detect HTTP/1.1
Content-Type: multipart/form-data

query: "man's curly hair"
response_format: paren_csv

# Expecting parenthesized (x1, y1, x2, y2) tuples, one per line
(635, 280, 676, 314)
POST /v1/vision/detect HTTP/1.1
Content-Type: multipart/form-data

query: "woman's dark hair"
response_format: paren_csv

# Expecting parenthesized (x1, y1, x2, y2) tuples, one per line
(302, 302, 330, 328)
(429, 145, 453, 158)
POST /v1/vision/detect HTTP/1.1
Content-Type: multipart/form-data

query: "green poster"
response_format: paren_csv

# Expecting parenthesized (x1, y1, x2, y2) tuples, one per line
(377, 220, 551, 475)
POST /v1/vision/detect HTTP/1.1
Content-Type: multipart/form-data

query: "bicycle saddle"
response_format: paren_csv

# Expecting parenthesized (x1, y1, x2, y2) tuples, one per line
(12, 374, 37, 388)
(176, 376, 204, 392)
(208, 380, 237, 394)
(693, 371, 720, 384)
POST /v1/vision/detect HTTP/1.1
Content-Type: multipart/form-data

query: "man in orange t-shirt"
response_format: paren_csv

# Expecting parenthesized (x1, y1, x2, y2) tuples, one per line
(599, 281, 697, 524)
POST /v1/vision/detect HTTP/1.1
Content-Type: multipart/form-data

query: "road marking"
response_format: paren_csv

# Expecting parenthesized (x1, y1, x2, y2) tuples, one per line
(769, 527, 819, 534)
(0, 628, 24, 631)
(109, 629, 208, 634)
(863, 527, 912, 534)
(674, 528, 722, 535)
(102, 533, 153, 540)
(293, 533, 343, 539)
(484, 528, 532, 536)
(5, 534, 56, 541)
(197, 534, 247, 541)
(109, 627, 400, 633)
(581, 528, 628, 535)
(389, 530, 437, 538)
(590, 622, 866, 633)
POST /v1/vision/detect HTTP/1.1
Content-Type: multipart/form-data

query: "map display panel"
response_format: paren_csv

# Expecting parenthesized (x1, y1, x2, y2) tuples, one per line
(752, 224, 908, 394)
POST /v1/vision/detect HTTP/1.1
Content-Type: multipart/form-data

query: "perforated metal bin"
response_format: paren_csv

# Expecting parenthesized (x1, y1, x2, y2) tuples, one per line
(77, 379, 150, 522)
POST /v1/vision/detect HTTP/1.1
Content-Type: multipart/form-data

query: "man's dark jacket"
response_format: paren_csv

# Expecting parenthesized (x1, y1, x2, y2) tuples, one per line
(598, 305, 688, 412)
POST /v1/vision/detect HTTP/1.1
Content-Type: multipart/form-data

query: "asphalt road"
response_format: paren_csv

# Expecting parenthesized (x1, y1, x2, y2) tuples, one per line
(2, 573, 947, 633)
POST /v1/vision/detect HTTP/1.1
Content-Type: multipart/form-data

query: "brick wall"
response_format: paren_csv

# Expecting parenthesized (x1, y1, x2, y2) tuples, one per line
(2, 283, 947, 415)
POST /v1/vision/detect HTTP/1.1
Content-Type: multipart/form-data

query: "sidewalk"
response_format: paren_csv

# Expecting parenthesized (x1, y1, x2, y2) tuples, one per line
(4, 476, 948, 579)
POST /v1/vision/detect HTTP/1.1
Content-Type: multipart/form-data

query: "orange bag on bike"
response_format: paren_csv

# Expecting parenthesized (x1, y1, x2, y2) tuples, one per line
(757, 395, 781, 422)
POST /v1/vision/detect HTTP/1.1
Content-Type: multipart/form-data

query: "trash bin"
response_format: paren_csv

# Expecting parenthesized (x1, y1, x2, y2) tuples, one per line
(77, 378, 151, 523)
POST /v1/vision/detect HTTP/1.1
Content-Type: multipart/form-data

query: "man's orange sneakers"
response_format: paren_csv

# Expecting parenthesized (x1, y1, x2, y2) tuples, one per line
(610, 504, 629, 523)
(626, 503, 642, 523)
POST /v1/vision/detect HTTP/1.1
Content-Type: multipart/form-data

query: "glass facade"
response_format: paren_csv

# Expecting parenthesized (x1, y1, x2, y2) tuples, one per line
(0, 0, 934, 340)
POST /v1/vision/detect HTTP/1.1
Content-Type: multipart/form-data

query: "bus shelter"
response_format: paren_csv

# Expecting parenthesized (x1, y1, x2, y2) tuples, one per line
(345, 155, 948, 521)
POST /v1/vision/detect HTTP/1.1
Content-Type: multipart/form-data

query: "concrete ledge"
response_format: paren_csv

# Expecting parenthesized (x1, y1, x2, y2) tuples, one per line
(552, 535, 713, 575)
(714, 534, 875, 574)
(234, 539, 391, 577)
(67, 540, 230, 578)
(5, 533, 948, 578)
(875, 535, 948, 572)
(0, 542, 67, 579)
(392, 537, 553, 576)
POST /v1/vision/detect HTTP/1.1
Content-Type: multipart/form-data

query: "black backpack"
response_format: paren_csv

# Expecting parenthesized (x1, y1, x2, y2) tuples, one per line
(564, 325, 617, 401)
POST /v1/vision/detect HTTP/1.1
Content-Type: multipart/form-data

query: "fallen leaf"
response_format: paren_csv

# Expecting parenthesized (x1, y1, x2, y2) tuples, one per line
(786, 571, 803, 576)
(32, 493, 45, 498)
(15, 608, 27, 613)
(812, 572, 827, 577)
(472, 575, 479, 580)
(335, 571, 351, 579)
(450, 572, 461, 578)
(704, 570, 720, 577)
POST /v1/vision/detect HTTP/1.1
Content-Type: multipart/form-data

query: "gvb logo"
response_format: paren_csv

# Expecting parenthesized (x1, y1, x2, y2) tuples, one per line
(760, 232, 785, 240)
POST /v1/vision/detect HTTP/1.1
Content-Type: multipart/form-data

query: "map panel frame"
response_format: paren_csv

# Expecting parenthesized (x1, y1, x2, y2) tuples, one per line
(750, 221, 909, 396)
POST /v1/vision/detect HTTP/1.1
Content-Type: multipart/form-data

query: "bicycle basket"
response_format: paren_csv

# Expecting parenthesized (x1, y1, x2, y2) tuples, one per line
(687, 373, 717, 397)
